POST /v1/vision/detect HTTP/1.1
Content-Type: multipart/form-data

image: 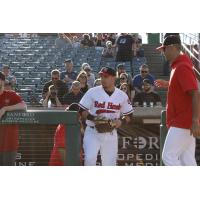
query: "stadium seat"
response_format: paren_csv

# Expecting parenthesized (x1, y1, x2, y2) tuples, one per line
(16, 78, 24, 85)
(29, 72, 47, 78)
(36, 67, 52, 73)
(23, 78, 41, 85)
(18, 92, 29, 102)
(36, 85, 44, 92)
(18, 84, 36, 89)
(14, 72, 29, 78)
(20, 67, 35, 72)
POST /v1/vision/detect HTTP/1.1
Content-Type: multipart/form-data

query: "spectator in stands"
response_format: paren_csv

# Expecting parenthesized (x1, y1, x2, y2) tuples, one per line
(131, 34, 144, 57)
(133, 64, 155, 93)
(94, 33, 105, 47)
(62, 81, 83, 106)
(94, 78, 102, 87)
(102, 41, 115, 58)
(42, 85, 63, 108)
(81, 63, 95, 88)
(120, 83, 132, 101)
(118, 73, 135, 101)
(81, 34, 94, 48)
(4, 80, 12, 91)
(61, 59, 77, 88)
(107, 33, 117, 45)
(55, 33, 72, 49)
(89, 33, 96, 43)
(133, 79, 161, 107)
(72, 36, 80, 49)
(115, 33, 134, 63)
(116, 63, 133, 87)
(2, 65, 17, 89)
(76, 71, 89, 94)
(0, 71, 27, 166)
(42, 69, 67, 106)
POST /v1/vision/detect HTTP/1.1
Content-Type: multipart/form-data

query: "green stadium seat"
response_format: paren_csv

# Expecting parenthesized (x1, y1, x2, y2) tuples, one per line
(16, 78, 24, 85)
(23, 78, 41, 85)
(29, 72, 47, 78)
(14, 72, 29, 78)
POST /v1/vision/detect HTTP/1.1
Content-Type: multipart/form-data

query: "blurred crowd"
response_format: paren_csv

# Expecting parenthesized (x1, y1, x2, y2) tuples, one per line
(1, 33, 162, 108)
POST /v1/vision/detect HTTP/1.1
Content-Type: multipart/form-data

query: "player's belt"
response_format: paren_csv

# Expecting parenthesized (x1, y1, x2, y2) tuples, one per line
(88, 125, 115, 134)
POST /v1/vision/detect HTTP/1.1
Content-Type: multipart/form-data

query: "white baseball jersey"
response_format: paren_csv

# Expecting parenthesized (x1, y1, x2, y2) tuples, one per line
(79, 85, 134, 126)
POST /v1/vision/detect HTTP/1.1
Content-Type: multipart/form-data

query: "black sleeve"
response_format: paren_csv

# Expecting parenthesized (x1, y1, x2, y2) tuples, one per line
(60, 82, 68, 97)
(61, 94, 68, 105)
(133, 93, 142, 104)
(154, 93, 161, 102)
(42, 83, 49, 96)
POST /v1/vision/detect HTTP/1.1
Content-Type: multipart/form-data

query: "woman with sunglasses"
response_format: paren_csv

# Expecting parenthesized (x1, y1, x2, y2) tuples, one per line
(118, 73, 135, 102)
(119, 83, 132, 101)
(76, 71, 89, 94)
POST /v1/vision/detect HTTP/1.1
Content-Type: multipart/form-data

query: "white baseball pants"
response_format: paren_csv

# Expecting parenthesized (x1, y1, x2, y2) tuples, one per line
(162, 127, 197, 166)
(83, 126, 118, 166)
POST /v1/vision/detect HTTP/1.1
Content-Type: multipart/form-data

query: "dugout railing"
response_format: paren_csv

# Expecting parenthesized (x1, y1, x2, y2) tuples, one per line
(0, 110, 81, 166)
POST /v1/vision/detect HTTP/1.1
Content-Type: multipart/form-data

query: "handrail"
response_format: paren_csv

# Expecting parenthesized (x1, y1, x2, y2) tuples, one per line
(160, 33, 199, 44)
(181, 33, 199, 44)
(181, 42, 200, 79)
(182, 43, 200, 64)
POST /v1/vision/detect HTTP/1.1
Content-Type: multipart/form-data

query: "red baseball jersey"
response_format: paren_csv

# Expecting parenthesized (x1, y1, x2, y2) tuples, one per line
(49, 124, 83, 166)
(0, 90, 23, 152)
(166, 54, 198, 129)
(49, 124, 65, 166)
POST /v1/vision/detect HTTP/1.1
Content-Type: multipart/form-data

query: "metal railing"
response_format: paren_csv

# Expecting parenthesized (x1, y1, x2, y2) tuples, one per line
(160, 33, 200, 68)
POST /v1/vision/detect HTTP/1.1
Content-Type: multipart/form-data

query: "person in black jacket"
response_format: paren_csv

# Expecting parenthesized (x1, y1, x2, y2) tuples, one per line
(62, 81, 84, 106)
(133, 79, 162, 107)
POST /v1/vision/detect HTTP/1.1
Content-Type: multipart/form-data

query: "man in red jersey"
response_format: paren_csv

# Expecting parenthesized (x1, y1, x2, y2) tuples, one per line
(0, 71, 27, 166)
(49, 103, 83, 166)
(155, 35, 200, 166)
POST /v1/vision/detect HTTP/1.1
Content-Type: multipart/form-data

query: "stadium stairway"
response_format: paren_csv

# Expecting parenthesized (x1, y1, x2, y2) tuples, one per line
(143, 44, 169, 106)
(143, 44, 163, 77)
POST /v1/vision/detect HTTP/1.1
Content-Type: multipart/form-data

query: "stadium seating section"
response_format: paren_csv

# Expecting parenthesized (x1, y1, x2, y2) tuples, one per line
(0, 35, 167, 106)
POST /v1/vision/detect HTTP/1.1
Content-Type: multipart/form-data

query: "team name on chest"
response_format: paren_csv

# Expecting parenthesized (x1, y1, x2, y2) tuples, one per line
(94, 101, 121, 110)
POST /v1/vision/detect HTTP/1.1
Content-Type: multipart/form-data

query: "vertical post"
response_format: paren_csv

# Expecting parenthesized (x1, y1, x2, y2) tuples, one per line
(160, 110, 168, 166)
(65, 112, 81, 166)
(198, 33, 200, 69)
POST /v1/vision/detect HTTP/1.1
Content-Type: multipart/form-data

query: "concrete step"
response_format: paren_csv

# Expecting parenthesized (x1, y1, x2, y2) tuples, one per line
(146, 55, 163, 63)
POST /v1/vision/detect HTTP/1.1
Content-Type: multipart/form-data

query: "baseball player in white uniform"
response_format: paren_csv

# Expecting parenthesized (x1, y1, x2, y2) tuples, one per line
(79, 67, 134, 166)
